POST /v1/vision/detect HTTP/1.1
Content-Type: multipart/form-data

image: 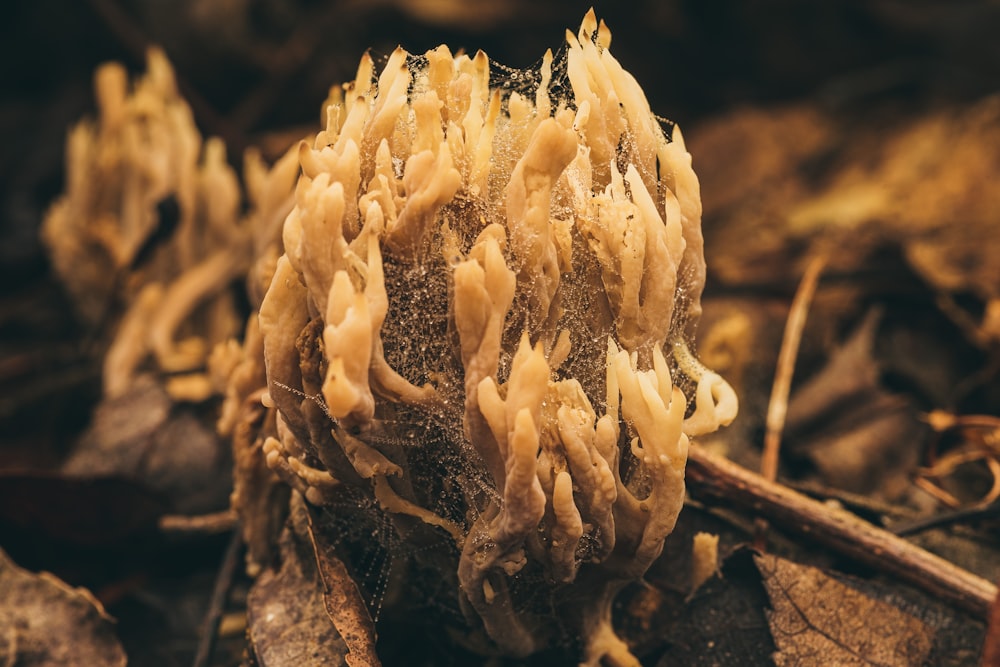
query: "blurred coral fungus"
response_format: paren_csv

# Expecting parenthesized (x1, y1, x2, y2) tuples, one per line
(41, 48, 299, 403)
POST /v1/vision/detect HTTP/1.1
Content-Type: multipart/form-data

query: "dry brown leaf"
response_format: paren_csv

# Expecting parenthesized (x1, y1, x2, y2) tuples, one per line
(0, 548, 126, 667)
(691, 103, 841, 288)
(246, 524, 349, 667)
(755, 552, 934, 666)
(784, 309, 924, 499)
(692, 105, 834, 223)
(62, 374, 229, 514)
(305, 502, 381, 667)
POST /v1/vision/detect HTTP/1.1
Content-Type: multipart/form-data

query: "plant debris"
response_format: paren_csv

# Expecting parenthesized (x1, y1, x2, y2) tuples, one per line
(755, 552, 933, 666)
(0, 548, 127, 667)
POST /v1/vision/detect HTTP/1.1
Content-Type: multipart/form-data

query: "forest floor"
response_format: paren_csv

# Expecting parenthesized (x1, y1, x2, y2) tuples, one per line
(2, 1, 999, 665)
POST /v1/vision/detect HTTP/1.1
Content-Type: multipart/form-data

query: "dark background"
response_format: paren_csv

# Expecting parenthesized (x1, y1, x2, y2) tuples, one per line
(5, 0, 1000, 283)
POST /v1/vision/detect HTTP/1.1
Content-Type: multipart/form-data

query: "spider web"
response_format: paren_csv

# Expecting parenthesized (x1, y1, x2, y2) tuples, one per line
(303, 34, 703, 659)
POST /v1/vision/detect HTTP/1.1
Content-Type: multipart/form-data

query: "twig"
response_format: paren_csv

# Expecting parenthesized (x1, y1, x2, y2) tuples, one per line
(686, 444, 997, 618)
(889, 500, 1000, 536)
(756, 253, 826, 548)
(159, 509, 238, 536)
(787, 479, 915, 522)
(761, 253, 827, 483)
(192, 526, 243, 667)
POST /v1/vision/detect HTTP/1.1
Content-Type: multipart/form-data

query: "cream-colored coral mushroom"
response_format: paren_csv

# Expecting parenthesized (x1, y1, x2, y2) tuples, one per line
(43, 48, 301, 403)
(254, 10, 735, 664)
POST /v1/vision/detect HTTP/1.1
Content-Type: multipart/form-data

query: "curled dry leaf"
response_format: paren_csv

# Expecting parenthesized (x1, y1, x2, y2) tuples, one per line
(755, 552, 934, 667)
(304, 502, 380, 667)
(246, 523, 350, 667)
(917, 412, 1000, 509)
(0, 548, 126, 667)
(247, 493, 378, 667)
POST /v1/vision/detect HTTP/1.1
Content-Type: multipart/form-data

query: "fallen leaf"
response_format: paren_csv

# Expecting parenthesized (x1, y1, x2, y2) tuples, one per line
(696, 96, 1000, 345)
(882, 97, 1000, 337)
(692, 104, 834, 224)
(305, 500, 381, 667)
(784, 309, 924, 499)
(62, 373, 230, 514)
(0, 547, 127, 667)
(755, 552, 934, 666)
(246, 523, 350, 666)
(62, 374, 172, 476)
(826, 565, 988, 667)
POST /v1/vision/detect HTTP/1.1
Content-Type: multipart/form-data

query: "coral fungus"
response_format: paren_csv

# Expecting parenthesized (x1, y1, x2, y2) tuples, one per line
(42, 48, 299, 402)
(241, 10, 737, 664)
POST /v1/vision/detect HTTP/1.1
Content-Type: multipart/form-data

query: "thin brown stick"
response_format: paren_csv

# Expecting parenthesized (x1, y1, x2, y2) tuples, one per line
(755, 253, 826, 550)
(686, 444, 997, 618)
(890, 499, 1000, 537)
(159, 509, 238, 536)
(192, 526, 243, 667)
(761, 253, 827, 483)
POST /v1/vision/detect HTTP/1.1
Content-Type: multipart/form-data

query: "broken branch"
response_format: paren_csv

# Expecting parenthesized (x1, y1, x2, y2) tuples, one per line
(686, 444, 997, 617)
